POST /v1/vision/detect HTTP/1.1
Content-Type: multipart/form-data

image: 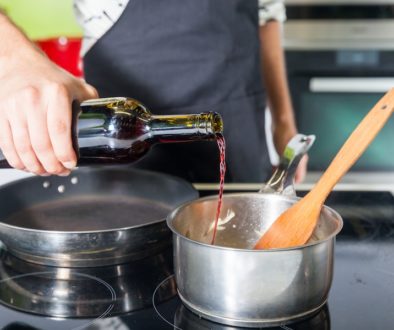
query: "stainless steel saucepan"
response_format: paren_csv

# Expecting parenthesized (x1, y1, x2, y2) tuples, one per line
(167, 134, 343, 327)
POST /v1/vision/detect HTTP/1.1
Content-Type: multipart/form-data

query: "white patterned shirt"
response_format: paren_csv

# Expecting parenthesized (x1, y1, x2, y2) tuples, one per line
(74, 0, 286, 55)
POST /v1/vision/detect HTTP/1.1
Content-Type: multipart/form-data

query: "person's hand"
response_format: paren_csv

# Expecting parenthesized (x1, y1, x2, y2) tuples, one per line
(272, 123, 309, 184)
(294, 154, 308, 183)
(0, 46, 98, 176)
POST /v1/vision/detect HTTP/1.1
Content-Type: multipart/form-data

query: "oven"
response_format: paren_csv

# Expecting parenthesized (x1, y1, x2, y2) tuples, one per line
(283, 0, 394, 184)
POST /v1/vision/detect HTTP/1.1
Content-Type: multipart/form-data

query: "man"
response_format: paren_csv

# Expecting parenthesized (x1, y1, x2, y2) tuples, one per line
(0, 0, 306, 182)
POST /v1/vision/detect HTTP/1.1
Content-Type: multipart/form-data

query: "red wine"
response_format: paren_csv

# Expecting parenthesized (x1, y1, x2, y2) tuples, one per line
(211, 133, 226, 244)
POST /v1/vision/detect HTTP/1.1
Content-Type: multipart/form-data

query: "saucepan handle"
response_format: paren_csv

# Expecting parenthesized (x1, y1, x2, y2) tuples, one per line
(259, 134, 315, 196)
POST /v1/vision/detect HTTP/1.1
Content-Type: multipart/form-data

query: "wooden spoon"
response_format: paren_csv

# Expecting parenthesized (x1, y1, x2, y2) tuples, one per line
(254, 89, 394, 250)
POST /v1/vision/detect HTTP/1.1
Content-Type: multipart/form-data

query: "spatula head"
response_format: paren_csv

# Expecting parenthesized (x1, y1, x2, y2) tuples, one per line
(254, 198, 322, 249)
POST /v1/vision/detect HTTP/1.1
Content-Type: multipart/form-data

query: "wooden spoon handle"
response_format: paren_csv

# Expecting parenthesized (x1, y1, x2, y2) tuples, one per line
(311, 88, 394, 203)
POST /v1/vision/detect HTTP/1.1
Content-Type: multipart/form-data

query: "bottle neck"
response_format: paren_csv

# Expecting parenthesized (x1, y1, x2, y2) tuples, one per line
(150, 112, 223, 143)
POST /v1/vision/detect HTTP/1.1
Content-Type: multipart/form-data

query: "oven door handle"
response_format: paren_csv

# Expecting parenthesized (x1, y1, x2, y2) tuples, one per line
(309, 77, 394, 93)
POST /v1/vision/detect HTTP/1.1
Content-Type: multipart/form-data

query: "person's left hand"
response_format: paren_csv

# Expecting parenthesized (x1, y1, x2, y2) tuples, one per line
(294, 154, 308, 183)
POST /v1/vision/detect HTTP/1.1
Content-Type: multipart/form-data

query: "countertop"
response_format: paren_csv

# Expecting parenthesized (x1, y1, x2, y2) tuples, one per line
(0, 169, 393, 194)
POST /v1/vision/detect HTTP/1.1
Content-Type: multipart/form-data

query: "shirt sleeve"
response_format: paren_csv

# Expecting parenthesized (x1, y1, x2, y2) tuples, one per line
(258, 0, 286, 26)
(73, 0, 129, 56)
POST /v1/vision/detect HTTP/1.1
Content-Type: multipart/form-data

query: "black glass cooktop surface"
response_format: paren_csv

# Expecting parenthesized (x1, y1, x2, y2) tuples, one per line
(0, 191, 393, 330)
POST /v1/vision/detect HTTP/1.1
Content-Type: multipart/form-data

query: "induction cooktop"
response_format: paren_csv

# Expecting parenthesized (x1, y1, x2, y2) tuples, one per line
(0, 191, 393, 330)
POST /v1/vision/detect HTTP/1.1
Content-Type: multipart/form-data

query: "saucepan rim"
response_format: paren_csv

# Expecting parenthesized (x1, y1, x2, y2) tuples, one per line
(167, 192, 343, 252)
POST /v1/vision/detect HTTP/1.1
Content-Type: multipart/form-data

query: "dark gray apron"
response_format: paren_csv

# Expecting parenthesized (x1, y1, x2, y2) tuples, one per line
(83, 0, 271, 183)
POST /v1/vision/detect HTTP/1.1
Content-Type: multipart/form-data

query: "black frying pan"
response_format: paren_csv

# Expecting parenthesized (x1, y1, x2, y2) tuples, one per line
(0, 167, 198, 267)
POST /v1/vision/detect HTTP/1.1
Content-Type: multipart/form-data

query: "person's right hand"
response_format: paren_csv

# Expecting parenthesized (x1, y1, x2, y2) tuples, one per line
(0, 45, 98, 176)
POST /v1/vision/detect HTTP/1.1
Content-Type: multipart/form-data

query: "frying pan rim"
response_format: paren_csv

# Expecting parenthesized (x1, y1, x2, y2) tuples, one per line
(0, 166, 195, 190)
(0, 167, 198, 235)
(0, 215, 169, 234)
(166, 192, 344, 253)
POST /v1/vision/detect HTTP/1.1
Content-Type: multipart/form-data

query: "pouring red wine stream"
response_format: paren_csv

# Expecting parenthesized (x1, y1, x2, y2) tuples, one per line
(211, 133, 226, 245)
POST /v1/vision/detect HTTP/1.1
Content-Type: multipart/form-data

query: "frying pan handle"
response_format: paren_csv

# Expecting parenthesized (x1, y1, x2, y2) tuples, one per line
(0, 150, 10, 168)
(259, 134, 315, 196)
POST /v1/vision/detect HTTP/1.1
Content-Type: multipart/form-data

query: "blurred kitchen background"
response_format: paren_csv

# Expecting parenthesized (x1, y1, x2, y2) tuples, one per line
(283, 0, 394, 191)
(0, 0, 393, 190)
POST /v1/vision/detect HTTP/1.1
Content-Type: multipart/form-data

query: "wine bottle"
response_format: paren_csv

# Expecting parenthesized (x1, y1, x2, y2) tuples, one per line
(0, 97, 223, 167)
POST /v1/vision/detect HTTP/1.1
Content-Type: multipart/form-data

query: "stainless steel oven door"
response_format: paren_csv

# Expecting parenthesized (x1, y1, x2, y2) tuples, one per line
(290, 76, 394, 186)
(309, 77, 394, 93)
(283, 1, 394, 50)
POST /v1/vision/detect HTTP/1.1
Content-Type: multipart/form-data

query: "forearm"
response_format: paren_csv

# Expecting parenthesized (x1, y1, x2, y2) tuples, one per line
(259, 21, 297, 140)
(0, 12, 99, 176)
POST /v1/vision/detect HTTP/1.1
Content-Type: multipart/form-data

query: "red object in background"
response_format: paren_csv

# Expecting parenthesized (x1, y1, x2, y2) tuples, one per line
(37, 37, 83, 78)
